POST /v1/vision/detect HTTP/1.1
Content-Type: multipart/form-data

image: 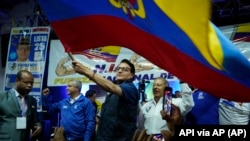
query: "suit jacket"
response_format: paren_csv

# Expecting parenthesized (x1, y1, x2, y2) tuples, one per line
(0, 88, 41, 141)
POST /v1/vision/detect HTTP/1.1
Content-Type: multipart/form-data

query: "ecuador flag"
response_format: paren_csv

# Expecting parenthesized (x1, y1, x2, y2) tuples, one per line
(38, 0, 250, 102)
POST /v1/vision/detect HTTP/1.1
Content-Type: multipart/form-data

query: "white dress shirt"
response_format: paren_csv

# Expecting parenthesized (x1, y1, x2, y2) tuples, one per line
(140, 97, 168, 135)
(137, 83, 194, 135)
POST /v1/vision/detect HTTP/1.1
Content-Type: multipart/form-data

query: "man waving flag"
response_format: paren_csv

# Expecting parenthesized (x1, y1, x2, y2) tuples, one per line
(38, 0, 250, 102)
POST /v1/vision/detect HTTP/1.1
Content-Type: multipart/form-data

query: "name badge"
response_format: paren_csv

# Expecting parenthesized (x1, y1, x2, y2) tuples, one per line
(16, 117, 26, 129)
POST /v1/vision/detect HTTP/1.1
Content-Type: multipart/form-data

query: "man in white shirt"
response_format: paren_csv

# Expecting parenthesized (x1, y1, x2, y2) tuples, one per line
(137, 77, 194, 137)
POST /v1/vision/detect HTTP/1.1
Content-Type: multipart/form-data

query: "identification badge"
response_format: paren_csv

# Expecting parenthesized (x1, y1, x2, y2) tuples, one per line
(16, 117, 26, 129)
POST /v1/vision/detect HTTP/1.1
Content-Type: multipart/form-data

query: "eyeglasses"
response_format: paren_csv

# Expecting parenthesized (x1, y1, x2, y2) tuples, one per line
(114, 67, 131, 72)
(17, 47, 30, 51)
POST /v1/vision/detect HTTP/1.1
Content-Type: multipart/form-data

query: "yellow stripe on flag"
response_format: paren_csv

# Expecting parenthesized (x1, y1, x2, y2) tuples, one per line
(154, 0, 224, 70)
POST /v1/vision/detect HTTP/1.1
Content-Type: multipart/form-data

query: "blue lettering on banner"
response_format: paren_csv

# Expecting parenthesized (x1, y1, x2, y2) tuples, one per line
(94, 64, 107, 73)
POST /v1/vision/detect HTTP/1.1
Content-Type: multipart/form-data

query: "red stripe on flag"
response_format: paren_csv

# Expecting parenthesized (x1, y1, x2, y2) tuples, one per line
(51, 15, 250, 101)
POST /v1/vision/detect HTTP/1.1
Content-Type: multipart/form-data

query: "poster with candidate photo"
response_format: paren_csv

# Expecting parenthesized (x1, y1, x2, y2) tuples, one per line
(4, 26, 50, 112)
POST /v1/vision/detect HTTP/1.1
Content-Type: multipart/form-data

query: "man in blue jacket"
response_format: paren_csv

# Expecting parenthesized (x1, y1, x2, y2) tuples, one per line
(42, 80, 95, 141)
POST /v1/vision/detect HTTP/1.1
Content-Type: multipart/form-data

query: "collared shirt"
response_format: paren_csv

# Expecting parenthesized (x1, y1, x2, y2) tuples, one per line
(14, 88, 20, 97)
(13, 88, 27, 116)
(138, 83, 194, 135)
(140, 97, 168, 135)
(70, 94, 81, 104)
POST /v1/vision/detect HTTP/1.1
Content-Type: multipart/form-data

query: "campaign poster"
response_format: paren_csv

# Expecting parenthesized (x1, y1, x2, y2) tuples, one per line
(4, 27, 50, 111)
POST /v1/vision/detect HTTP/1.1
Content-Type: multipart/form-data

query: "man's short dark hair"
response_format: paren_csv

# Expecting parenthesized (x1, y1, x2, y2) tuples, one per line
(16, 70, 32, 80)
(18, 37, 31, 46)
(16, 37, 32, 50)
(120, 59, 135, 74)
(85, 89, 96, 97)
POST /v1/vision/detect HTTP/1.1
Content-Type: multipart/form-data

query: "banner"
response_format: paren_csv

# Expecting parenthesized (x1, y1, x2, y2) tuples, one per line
(4, 26, 50, 111)
(48, 40, 178, 86)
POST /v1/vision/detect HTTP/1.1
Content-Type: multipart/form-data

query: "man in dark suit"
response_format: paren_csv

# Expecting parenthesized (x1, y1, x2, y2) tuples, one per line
(0, 70, 42, 141)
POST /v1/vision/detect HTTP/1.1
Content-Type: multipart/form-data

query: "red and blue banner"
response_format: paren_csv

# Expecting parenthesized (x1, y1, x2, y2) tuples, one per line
(38, 0, 250, 101)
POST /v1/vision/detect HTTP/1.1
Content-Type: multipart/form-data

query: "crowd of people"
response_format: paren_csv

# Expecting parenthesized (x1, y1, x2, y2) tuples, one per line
(1, 58, 250, 141)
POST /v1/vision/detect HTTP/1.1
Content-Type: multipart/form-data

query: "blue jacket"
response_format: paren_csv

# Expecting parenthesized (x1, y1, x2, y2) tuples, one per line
(185, 90, 220, 125)
(47, 94, 95, 141)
